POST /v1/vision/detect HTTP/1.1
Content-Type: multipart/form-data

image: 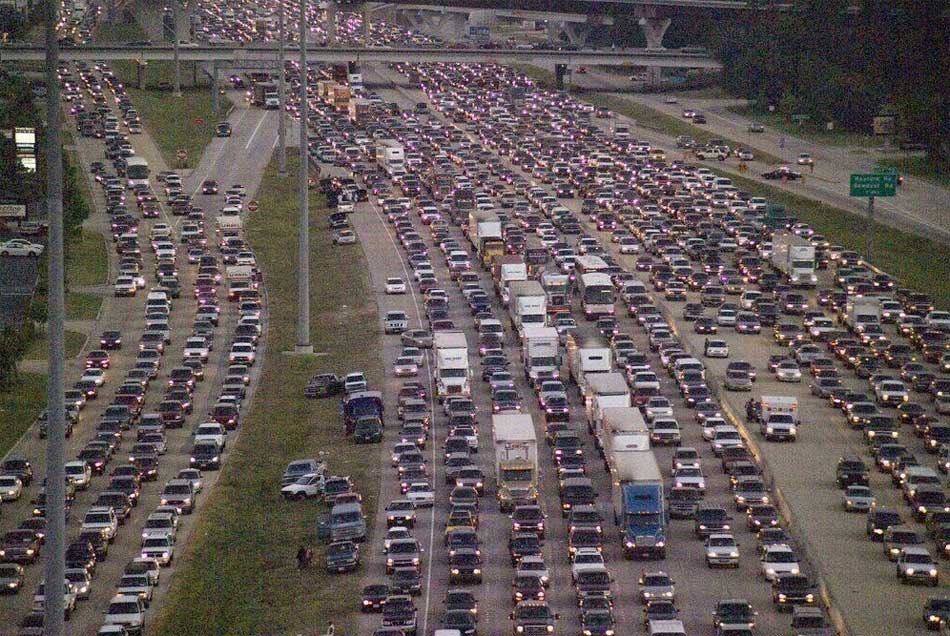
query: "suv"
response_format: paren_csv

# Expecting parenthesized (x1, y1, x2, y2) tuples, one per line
(695, 504, 732, 537)
(104, 594, 146, 635)
(836, 456, 869, 488)
(510, 600, 559, 635)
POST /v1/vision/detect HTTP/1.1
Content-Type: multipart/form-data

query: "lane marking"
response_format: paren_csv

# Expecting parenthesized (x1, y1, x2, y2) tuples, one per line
(245, 110, 268, 151)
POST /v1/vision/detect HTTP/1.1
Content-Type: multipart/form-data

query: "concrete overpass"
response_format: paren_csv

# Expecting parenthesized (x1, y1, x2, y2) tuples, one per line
(0, 43, 721, 68)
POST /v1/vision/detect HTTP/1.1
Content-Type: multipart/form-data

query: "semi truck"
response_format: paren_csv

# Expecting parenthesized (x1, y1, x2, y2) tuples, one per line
(492, 255, 527, 307)
(541, 271, 571, 315)
(599, 406, 648, 460)
(585, 372, 631, 435)
(508, 280, 546, 336)
(771, 231, 817, 287)
(610, 449, 666, 559)
(842, 297, 882, 331)
(433, 331, 470, 400)
(492, 414, 539, 512)
(348, 98, 372, 124)
(521, 326, 560, 382)
(375, 139, 405, 178)
(252, 82, 278, 109)
(566, 333, 612, 393)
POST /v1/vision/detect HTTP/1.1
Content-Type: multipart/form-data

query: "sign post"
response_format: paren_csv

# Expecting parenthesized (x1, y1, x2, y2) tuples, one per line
(850, 173, 897, 262)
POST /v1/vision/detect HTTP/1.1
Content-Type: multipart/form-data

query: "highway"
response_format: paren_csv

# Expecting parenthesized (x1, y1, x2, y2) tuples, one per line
(0, 60, 274, 634)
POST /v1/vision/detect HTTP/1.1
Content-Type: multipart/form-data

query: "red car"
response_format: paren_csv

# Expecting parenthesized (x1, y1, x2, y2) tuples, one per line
(84, 350, 110, 369)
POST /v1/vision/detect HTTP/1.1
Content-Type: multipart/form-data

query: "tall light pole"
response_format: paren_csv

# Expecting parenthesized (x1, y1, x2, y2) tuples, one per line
(43, 1, 66, 635)
(277, 0, 287, 176)
(172, 2, 182, 96)
(295, 0, 312, 353)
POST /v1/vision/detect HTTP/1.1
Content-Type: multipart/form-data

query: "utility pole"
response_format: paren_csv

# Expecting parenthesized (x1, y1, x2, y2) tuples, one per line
(43, 0, 66, 634)
(865, 195, 875, 263)
(296, 0, 312, 353)
(173, 2, 182, 96)
(277, 0, 287, 176)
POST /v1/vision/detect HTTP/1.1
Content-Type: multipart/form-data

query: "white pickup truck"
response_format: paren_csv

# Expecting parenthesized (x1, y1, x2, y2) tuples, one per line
(194, 422, 226, 449)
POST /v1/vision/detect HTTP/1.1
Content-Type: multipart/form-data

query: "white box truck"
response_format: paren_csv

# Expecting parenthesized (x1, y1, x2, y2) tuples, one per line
(585, 372, 631, 433)
(467, 210, 503, 253)
(600, 406, 649, 459)
(376, 139, 405, 177)
(492, 256, 528, 307)
(566, 334, 612, 393)
(433, 331, 469, 400)
(492, 414, 539, 511)
(508, 280, 546, 335)
(771, 231, 817, 287)
(843, 297, 881, 331)
(521, 326, 560, 382)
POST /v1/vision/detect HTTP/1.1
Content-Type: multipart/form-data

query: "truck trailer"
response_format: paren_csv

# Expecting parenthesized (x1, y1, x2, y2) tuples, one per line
(771, 231, 817, 287)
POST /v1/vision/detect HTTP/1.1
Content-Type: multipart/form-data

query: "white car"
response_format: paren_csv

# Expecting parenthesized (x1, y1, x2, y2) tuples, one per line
(571, 547, 607, 581)
(194, 423, 227, 449)
(141, 512, 178, 543)
(775, 361, 803, 382)
(81, 507, 119, 542)
(81, 367, 106, 386)
(183, 337, 210, 362)
(405, 482, 435, 507)
(0, 239, 44, 257)
(0, 475, 22, 501)
(393, 357, 419, 377)
(516, 555, 550, 586)
(229, 342, 256, 365)
(644, 397, 674, 422)
(103, 594, 146, 634)
(671, 467, 705, 492)
(704, 339, 730, 358)
(706, 533, 740, 568)
(384, 526, 413, 551)
(761, 544, 801, 581)
(114, 276, 137, 297)
(141, 535, 175, 566)
(796, 153, 814, 166)
(333, 230, 357, 245)
(116, 574, 153, 606)
(386, 277, 407, 294)
(65, 460, 92, 490)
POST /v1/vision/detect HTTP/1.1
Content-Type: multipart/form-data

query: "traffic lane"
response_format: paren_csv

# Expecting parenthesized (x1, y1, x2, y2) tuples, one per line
(372, 73, 787, 635)
(349, 191, 439, 636)
(574, 226, 943, 635)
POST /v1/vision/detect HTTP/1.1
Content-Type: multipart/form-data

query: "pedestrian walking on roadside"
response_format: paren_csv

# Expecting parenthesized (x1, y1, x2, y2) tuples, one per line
(303, 547, 313, 569)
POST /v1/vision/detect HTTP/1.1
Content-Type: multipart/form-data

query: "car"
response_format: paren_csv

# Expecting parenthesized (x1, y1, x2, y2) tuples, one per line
(714, 599, 757, 629)
(326, 540, 360, 573)
(334, 230, 357, 245)
(797, 152, 814, 166)
(843, 485, 876, 512)
(386, 277, 407, 294)
(0, 562, 24, 593)
(760, 544, 800, 581)
(515, 554, 550, 586)
(896, 546, 939, 585)
(361, 584, 390, 612)
(0, 475, 23, 501)
(0, 239, 43, 256)
(923, 597, 950, 630)
(748, 123, 765, 133)
(706, 533, 740, 568)
(763, 166, 802, 180)
(215, 122, 232, 137)
(405, 482, 435, 507)
(638, 571, 675, 603)
(772, 573, 818, 611)
(103, 594, 145, 634)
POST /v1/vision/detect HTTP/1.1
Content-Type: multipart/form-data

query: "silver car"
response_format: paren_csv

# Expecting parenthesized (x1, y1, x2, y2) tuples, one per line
(843, 485, 875, 512)
(638, 571, 676, 603)
(724, 370, 753, 391)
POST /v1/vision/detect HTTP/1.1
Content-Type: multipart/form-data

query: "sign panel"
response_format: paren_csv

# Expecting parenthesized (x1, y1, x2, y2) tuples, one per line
(468, 25, 490, 42)
(850, 173, 896, 197)
(0, 203, 27, 218)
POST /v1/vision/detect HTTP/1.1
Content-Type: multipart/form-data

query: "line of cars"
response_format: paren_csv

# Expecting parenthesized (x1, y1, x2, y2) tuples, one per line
(2, 53, 263, 634)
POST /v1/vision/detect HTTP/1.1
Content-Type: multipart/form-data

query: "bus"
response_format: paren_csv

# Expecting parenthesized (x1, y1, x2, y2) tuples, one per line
(575, 255, 609, 276)
(126, 156, 150, 189)
(578, 272, 615, 319)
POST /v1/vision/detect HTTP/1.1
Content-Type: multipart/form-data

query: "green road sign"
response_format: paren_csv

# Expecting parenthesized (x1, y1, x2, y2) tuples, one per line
(873, 166, 899, 176)
(850, 173, 896, 197)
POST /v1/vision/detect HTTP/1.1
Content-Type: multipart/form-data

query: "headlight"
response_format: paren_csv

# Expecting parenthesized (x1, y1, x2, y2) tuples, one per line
(778, 593, 787, 601)
(919, 506, 927, 513)
(451, 568, 459, 575)
(930, 569, 938, 576)
(547, 626, 554, 633)
(906, 568, 915, 575)
(516, 626, 524, 633)
(806, 593, 814, 601)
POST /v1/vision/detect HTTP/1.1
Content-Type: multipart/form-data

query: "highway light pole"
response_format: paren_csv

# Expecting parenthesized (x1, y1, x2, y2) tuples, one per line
(173, 2, 182, 96)
(43, 0, 66, 634)
(296, 0, 312, 353)
(277, 0, 287, 176)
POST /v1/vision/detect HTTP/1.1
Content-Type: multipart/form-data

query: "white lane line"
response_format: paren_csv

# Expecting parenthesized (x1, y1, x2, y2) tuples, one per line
(366, 197, 438, 636)
(191, 108, 250, 199)
(245, 111, 268, 151)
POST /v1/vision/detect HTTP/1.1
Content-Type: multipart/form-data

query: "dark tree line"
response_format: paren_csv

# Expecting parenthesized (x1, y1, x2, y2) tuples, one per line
(691, 0, 948, 164)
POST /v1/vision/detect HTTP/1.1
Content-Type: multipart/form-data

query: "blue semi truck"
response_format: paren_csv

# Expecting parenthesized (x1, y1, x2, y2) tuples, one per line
(610, 449, 667, 559)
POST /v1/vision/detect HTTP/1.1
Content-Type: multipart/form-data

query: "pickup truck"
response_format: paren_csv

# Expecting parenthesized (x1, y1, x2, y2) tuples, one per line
(304, 373, 344, 398)
(385, 311, 409, 334)
(194, 422, 226, 449)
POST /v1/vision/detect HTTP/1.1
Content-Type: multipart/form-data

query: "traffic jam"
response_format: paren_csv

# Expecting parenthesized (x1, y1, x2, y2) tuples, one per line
(294, 37, 949, 636)
(0, 55, 261, 634)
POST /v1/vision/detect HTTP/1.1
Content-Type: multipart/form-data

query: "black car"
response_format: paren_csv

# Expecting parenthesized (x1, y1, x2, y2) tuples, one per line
(772, 573, 818, 611)
(99, 330, 122, 350)
(304, 373, 344, 398)
(835, 456, 869, 488)
(201, 180, 218, 195)
(867, 508, 903, 541)
(444, 589, 478, 614)
(215, 122, 232, 137)
(362, 584, 390, 612)
(763, 167, 802, 180)
(441, 609, 477, 636)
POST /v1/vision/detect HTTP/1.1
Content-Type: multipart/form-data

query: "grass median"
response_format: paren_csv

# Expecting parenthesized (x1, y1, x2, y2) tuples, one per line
(710, 167, 950, 309)
(97, 21, 232, 169)
(0, 372, 46, 457)
(66, 229, 108, 287)
(512, 64, 782, 164)
(23, 330, 87, 361)
(151, 150, 383, 636)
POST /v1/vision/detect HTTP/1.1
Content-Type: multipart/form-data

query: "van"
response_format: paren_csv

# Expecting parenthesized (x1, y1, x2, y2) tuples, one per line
(328, 501, 367, 542)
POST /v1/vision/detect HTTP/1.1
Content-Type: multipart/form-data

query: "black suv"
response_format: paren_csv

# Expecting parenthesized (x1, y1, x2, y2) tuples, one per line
(836, 456, 869, 488)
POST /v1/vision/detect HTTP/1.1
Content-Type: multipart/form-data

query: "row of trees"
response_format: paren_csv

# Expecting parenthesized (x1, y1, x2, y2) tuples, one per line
(0, 70, 91, 388)
(669, 0, 948, 164)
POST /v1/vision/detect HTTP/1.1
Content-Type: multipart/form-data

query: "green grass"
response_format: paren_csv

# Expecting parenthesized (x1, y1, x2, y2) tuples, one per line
(96, 20, 231, 169)
(65, 230, 108, 287)
(151, 150, 383, 636)
(877, 156, 950, 189)
(65, 291, 102, 320)
(726, 105, 883, 149)
(670, 85, 734, 99)
(513, 65, 781, 164)
(710, 167, 950, 309)
(0, 372, 46, 456)
(23, 330, 87, 360)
